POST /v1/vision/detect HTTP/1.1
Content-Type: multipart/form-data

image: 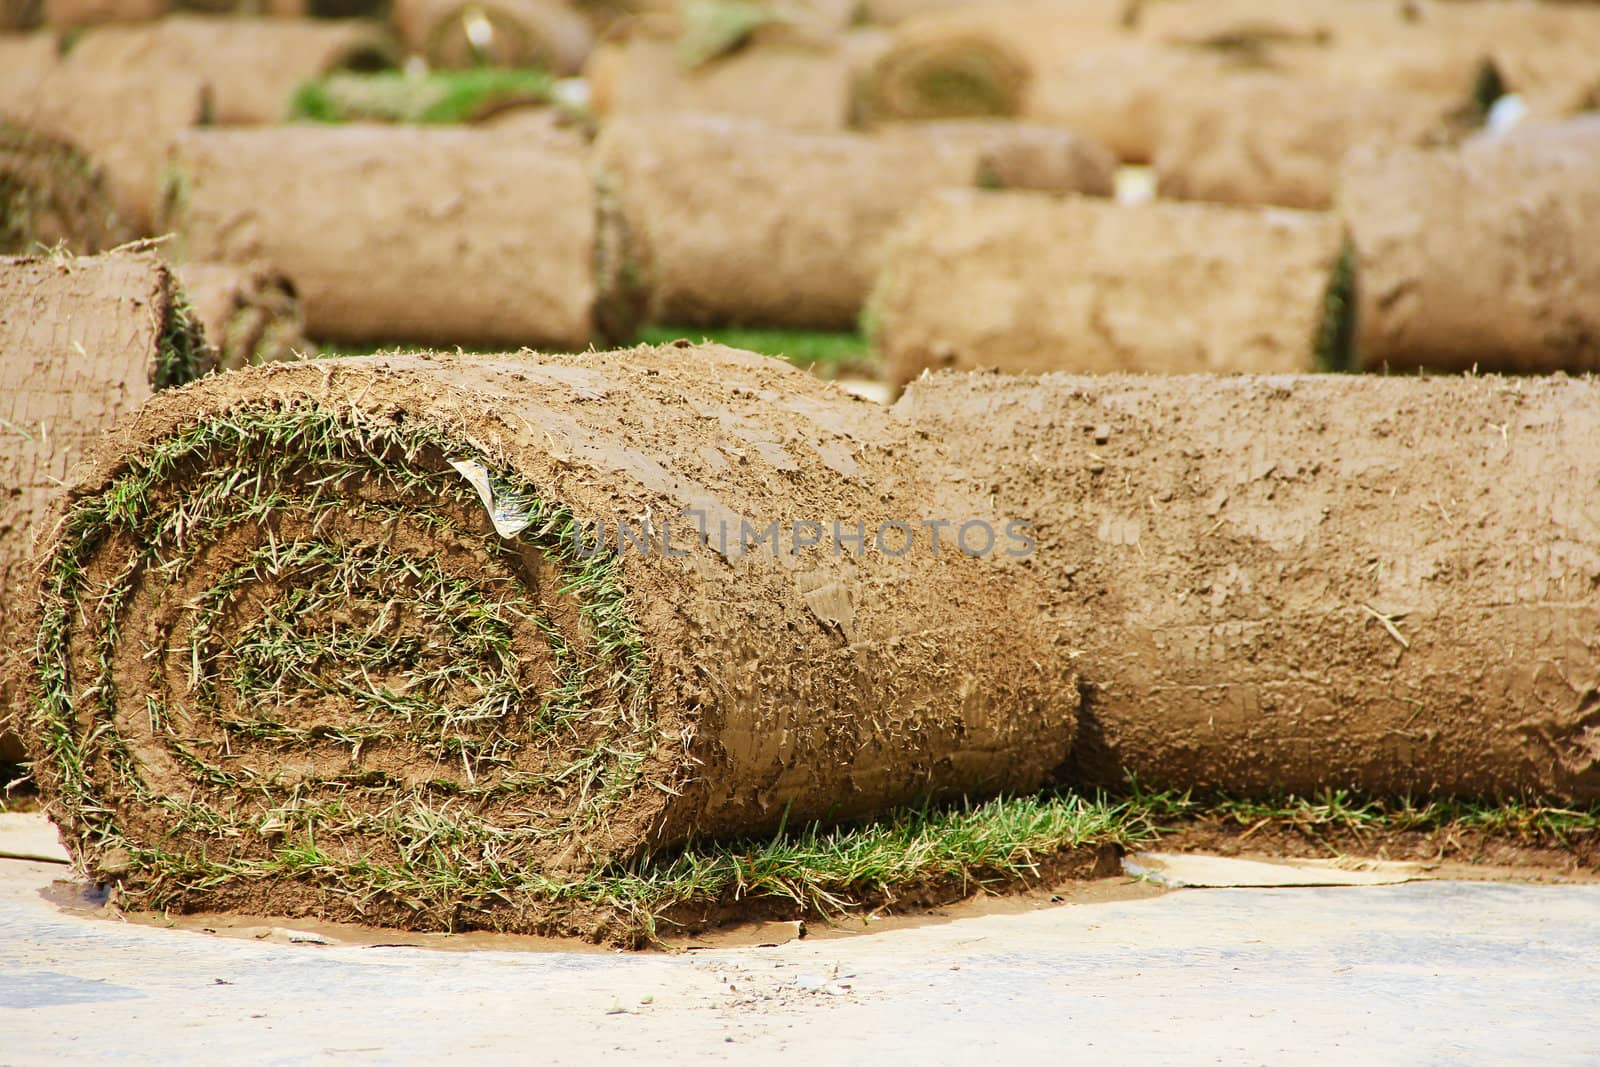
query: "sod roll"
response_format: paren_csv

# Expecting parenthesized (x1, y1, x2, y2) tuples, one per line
(1, 57, 207, 236)
(1340, 123, 1600, 374)
(176, 261, 314, 371)
(589, 27, 882, 131)
(1152, 74, 1458, 210)
(63, 16, 398, 125)
(870, 189, 1348, 385)
(857, 2, 1128, 124)
(19, 345, 1075, 931)
(1, 121, 126, 254)
(392, 0, 593, 73)
(40, 0, 162, 27)
(165, 126, 630, 348)
(1022, 39, 1236, 164)
(0, 248, 207, 761)
(879, 119, 1116, 196)
(594, 113, 1113, 329)
(897, 371, 1600, 802)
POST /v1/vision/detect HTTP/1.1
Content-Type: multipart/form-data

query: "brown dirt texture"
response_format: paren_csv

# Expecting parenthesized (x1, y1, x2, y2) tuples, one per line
(0, 33, 59, 99)
(1022, 40, 1239, 164)
(1152, 74, 1456, 210)
(1, 121, 126, 255)
(39, 0, 161, 27)
(22, 345, 1077, 929)
(392, 0, 592, 74)
(0, 51, 207, 236)
(593, 114, 993, 329)
(589, 28, 880, 131)
(0, 249, 195, 759)
(896, 371, 1600, 802)
(165, 125, 621, 348)
(871, 189, 1343, 383)
(879, 119, 1116, 196)
(1341, 122, 1600, 374)
(175, 260, 313, 371)
(857, 1, 1128, 124)
(62, 16, 399, 125)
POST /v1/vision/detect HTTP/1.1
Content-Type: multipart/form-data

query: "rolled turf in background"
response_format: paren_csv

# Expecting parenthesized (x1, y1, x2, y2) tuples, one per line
(164, 125, 632, 348)
(392, 0, 592, 72)
(62, 16, 398, 125)
(39, 0, 162, 26)
(1339, 122, 1600, 374)
(593, 113, 1114, 329)
(176, 261, 315, 371)
(879, 119, 1116, 196)
(587, 24, 885, 131)
(18, 345, 1075, 932)
(1, 122, 126, 254)
(1152, 74, 1459, 210)
(1, 55, 208, 236)
(897, 371, 1600, 802)
(869, 189, 1348, 384)
(1021, 40, 1239, 164)
(0, 248, 207, 763)
(856, 1, 1129, 124)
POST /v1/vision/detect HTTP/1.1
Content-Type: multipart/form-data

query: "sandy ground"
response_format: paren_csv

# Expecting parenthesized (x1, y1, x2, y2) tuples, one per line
(4, 826, 1600, 1064)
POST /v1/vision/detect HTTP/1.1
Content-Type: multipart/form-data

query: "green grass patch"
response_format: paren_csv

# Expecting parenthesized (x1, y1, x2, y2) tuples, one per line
(289, 68, 557, 125)
(636, 325, 875, 377)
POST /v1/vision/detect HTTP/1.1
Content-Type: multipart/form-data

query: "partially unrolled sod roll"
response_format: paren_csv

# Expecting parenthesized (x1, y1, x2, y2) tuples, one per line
(63, 16, 398, 125)
(1340, 123, 1600, 373)
(166, 126, 632, 347)
(0, 248, 207, 761)
(19, 346, 1074, 930)
(897, 371, 1600, 802)
(176, 261, 314, 371)
(392, 0, 593, 73)
(1153, 74, 1458, 210)
(870, 189, 1348, 384)
(595, 113, 1113, 329)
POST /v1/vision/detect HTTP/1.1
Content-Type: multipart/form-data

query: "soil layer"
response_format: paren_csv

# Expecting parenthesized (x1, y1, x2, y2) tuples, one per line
(897, 371, 1600, 802)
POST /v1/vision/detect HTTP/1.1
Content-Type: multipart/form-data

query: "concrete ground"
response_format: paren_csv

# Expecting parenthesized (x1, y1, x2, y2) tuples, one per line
(4, 827, 1600, 1066)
